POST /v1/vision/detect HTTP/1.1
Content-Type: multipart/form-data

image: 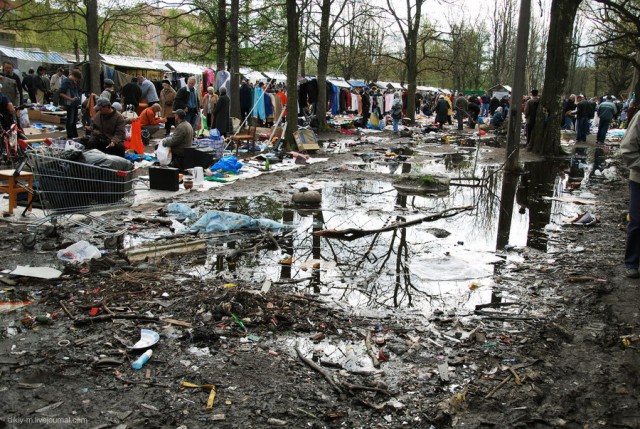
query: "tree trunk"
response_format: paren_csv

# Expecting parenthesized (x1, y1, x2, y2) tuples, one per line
(530, 0, 582, 156)
(229, 0, 240, 120)
(85, 0, 101, 95)
(505, 0, 531, 172)
(285, 0, 299, 151)
(315, 0, 331, 130)
(216, 0, 227, 71)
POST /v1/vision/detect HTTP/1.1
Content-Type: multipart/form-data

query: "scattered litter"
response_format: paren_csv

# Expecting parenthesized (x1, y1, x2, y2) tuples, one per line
(10, 266, 62, 279)
(130, 329, 160, 350)
(181, 382, 216, 409)
(57, 241, 101, 263)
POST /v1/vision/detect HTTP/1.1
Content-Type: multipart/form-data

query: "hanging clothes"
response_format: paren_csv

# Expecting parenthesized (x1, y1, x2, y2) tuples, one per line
(357, 94, 362, 115)
(264, 92, 274, 120)
(273, 92, 283, 121)
(339, 89, 348, 113)
(278, 90, 287, 117)
(253, 86, 266, 120)
(330, 83, 339, 115)
(385, 93, 394, 113)
(351, 93, 359, 113)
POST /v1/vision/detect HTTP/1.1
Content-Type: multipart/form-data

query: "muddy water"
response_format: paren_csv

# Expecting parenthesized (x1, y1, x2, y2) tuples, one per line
(185, 155, 579, 313)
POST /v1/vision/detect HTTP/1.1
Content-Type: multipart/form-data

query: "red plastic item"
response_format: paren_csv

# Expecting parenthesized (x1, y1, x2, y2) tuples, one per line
(89, 307, 100, 316)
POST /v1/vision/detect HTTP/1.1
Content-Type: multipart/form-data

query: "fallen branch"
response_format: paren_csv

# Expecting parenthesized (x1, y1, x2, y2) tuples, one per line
(474, 301, 521, 310)
(342, 382, 391, 396)
(73, 314, 160, 327)
(365, 330, 380, 368)
(484, 374, 513, 399)
(59, 300, 75, 320)
(314, 206, 473, 241)
(132, 217, 173, 227)
(295, 345, 344, 395)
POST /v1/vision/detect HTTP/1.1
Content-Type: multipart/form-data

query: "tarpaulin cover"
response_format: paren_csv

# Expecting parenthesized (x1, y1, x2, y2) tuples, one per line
(189, 210, 284, 233)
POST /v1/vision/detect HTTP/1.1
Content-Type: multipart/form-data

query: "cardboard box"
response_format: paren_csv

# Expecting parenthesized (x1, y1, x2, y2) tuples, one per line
(27, 110, 66, 124)
(293, 129, 320, 151)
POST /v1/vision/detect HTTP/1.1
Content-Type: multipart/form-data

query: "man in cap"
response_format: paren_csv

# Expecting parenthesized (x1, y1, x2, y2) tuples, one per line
(161, 109, 193, 169)
(88, 97, 127, 157)
(100, 79, 118, 104)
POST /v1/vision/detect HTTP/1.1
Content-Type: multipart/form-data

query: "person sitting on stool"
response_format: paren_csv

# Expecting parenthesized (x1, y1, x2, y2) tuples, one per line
(139, 104, 166, 144)
(87, 97, 127, 157)
(160, 109, 193, 170)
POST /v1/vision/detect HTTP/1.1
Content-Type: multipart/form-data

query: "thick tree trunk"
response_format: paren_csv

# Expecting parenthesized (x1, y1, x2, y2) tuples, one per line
(216, 0, 227, 71)
(530, 0, 582, 156)
(505, 0, 531, 171)
(315, 0, 331, 129)
(86, 0, 101, 95)
(285, 0, 299, 150)
(229, 0, 240, 119)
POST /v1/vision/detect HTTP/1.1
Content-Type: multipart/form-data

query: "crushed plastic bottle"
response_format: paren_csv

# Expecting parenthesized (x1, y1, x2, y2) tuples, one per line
(131, 350, 153, 370)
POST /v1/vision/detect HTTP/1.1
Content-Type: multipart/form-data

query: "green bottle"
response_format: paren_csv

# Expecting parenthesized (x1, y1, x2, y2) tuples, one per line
(265, 158, 270, 171)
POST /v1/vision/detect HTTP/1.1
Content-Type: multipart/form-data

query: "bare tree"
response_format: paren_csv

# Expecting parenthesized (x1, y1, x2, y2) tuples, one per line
(489, 0, 517, 85)
(529, 0, 583, 156)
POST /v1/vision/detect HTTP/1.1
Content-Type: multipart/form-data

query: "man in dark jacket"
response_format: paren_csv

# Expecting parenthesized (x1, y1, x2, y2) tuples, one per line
(22, 68, 36, 103)
(121, 77, 142, 111)
(239, 80, 252, 122)
(454, 93, 468, 130)
(87, 97, 127, 157)
(173, 76, 200, 131)
(360, 87, 370, 128)
(213, 87, 230, 136)
(435, 95, 449, 129)
(575, 95, 593, 143)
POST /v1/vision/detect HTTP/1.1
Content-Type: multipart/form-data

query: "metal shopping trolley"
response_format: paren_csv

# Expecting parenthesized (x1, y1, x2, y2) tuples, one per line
(20, 145, 136, 249)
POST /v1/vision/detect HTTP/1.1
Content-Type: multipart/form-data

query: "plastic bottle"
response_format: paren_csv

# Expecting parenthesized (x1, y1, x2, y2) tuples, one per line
(265, 158, 270, 171)
(131, 350, 153, 370)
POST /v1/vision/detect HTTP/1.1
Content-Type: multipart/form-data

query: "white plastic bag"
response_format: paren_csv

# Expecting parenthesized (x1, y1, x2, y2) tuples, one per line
(19, 109, 30, 129)
(156, 143, 172, 166)
(57, 240, 101, 263)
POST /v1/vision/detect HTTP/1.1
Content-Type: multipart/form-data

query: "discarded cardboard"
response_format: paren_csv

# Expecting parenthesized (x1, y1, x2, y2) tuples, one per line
(10, 266, 62, 279)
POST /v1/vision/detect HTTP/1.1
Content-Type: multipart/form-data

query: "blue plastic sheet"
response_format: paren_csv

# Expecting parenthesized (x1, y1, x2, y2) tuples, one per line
(167, 203, 198, 220)
(189, 210, 283, 233)
(210, 156, 243, 174)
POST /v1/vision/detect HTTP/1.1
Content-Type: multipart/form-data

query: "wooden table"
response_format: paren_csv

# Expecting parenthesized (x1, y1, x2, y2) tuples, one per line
(0, 169, 33, 215)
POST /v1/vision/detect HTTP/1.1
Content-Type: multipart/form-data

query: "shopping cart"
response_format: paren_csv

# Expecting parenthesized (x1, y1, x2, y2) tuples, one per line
(20, 145, 136, 249)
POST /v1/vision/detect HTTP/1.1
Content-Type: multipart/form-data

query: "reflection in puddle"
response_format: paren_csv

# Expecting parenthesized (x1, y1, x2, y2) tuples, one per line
(177, 156, 593, 313)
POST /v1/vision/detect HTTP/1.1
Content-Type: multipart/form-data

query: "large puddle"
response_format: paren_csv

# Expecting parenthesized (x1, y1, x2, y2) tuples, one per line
(127, 146, 603, 314)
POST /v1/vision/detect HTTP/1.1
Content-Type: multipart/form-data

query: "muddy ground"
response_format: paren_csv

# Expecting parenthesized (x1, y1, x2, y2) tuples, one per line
(0, 127, 639, 429)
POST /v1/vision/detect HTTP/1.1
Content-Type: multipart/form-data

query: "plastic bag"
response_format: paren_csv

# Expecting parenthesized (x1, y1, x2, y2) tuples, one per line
(156, 143, 172, 166)
(19, 109, 30, 128)
(369, 112, 380, 128)
(209, 128, 221, 139)
(167, 202, 198, 220)
(57, 240, 101, 263)
(210, 156, 243, 174)
(129, 120, 145, 154)
(189, 210, 284, 233)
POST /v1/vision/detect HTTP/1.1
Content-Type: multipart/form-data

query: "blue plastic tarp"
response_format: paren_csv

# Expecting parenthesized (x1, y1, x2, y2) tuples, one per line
(189, 210, 284, 233)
